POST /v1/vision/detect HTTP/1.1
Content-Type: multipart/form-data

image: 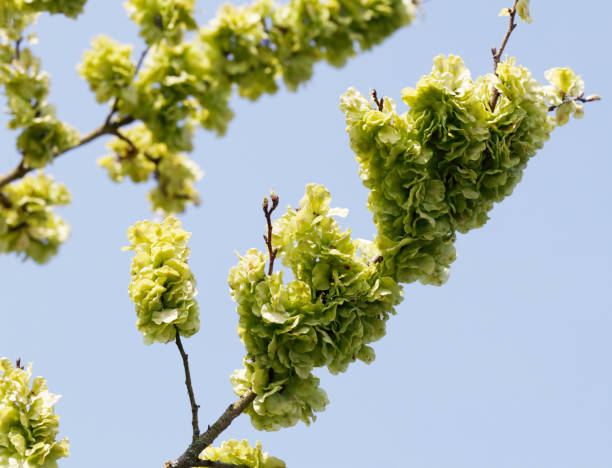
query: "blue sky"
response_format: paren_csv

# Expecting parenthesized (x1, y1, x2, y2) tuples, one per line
(2, 1, 611, 467)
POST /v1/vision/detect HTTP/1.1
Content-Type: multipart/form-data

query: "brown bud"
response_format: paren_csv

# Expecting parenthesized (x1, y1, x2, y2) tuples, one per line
(270, 190, 279, 209)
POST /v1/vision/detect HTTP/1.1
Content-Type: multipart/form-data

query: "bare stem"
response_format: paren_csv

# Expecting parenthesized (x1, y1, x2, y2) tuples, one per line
(370, 89, 384, 111)
(262, 191, 279, 275)
(489, 0, 520, 111)
(167, 390, 257, 468)
(175, 326, 200, 443)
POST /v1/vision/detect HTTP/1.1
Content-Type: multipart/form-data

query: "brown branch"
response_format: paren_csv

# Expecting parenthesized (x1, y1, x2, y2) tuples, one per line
(0, 115, 134, 191)
(262, 191, 279, 275)
(167, 390, 257, 468)
(175, 326, 200, 443)
(489, 0, 520, 112)
(191, 460, 248, 468)
(370, 89, 384, 111)
(548, 93, 601, 112)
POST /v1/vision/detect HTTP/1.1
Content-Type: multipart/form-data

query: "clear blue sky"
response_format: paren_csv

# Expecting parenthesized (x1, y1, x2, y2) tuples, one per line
(2, 1, 611, 467)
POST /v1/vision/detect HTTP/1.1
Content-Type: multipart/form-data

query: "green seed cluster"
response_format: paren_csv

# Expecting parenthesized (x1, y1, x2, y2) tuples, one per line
(341, 55, 585, 285)
(0, 172, 70, 263)
(98, 124, 203, 214)
(229, 184, 402, 430)
(200, 439, 285, 468)
(1, 46, 79, 170)
(78, 0, 417, 152)
(0, 3, 83, 263)
(0, 358, 70, 468)
(124, 217, 200, 345)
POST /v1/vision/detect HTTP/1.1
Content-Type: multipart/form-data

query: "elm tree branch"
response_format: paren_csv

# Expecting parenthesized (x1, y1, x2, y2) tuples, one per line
(0, 113, 134, 192)
(175, 326, 200, 442)
(489, 0, 520, 111)
(168, 390, 257, 468)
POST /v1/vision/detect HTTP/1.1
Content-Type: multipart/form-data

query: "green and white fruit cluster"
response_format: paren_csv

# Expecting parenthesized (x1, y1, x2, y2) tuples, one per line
(229, 184, 402, 430)
(341, 55, 587, 285)
(125, 217, 200, 344)
(0, 358, 69, 468)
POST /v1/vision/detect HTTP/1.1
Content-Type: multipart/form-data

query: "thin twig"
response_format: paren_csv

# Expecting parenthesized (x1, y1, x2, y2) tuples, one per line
(175, 326, 200, 443)
(371, 89, 384, 111)
(489, 0, 520, 111)
(548, 93, 601, 112)
(135, 46, 150, 75)
(262, 191, 279, 275)
(168, 390, 257, 468)
(14, 38, 22, 60)
(103, 99, 119, 127)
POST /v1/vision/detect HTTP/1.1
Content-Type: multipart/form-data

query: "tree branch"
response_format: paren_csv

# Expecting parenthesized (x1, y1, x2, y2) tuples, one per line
(175, 326, 200, 442)
(547, 93, 601, 112)
(262, 191, 279, 275)
(0, 115, 134, 191)
(168, 390, 257, 468)
(489, 0, 520, 111)
(191, 460, 248, 468)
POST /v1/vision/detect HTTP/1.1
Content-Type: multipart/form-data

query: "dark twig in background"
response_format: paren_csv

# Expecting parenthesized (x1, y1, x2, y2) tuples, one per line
(135, 46, 150, 74)
(262, 191, 279, 275)
(489, 0, 520, 111)
(175, 326, 200, 442)
(0, 191, 11, 208)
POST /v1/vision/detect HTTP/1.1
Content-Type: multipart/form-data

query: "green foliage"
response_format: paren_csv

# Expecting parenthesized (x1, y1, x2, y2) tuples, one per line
(201, 439, 285, 468)
(81, 0, 417, 153)
(0, 358, 69, 468)
(340, 54, 586, 286)
(0, 172, 70, 263)
(98, 124, 203, 214)
(125, 0, 198, 46)
(124, 217, 200, 345)
(0, 0, 85, 40)
(77, 35, 137, 106)
(229, 184, 402, 430)
(1, 46, 79, 169)
(516, 0, 532, 24)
